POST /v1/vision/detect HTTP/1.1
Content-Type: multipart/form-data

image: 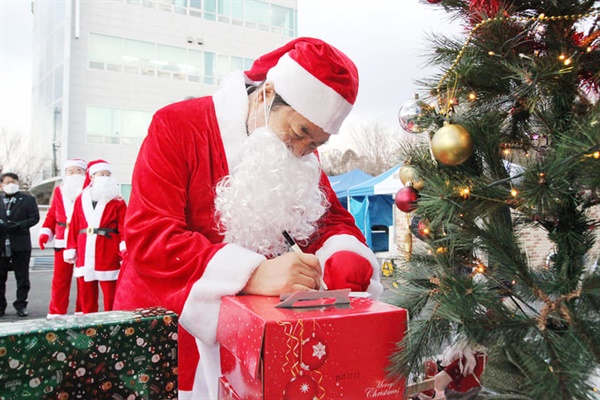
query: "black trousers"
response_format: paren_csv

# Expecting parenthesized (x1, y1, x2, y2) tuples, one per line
(0, 250, 31, 311)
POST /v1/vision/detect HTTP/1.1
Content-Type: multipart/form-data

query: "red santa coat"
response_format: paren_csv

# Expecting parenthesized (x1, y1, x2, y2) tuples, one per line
(40, 186, 75, 248)
(113, 72, 383, 394)
(64, 187, 127, 282)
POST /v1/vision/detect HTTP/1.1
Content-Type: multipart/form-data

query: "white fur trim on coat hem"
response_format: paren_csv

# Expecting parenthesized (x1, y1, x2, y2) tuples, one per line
(84, 269, 120, 282)
(314, 234, 383, 299)
(179, 244, 266, 345)
(73, 266, 84, 278)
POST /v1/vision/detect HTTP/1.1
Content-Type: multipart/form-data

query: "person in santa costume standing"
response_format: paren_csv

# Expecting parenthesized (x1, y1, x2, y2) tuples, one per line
(64, 159, 126, 314)
(114, 37, 383, 398)
(39, 158, 87, 319)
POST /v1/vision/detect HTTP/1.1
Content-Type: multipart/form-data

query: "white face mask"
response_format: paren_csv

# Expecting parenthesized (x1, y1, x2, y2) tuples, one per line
(3, 183, 19, 195)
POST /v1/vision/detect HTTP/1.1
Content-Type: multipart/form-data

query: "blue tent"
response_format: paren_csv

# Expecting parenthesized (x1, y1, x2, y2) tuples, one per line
(346, 164, 403, 197)
(328, 169, 373, 198)
(346, 164, 403, 252)
(327, 165, 403, 252)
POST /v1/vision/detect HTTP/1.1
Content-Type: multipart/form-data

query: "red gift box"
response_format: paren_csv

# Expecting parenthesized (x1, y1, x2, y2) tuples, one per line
(217, 292, 408, 399)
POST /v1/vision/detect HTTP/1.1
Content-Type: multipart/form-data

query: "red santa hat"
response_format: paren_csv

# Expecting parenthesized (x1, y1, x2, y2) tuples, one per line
(64, 158, 88, 171)
(244, 37, 359, 135)
(84, 159, 112, 187)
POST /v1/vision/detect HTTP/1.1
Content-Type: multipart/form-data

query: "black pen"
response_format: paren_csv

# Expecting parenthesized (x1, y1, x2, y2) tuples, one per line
(282, 230, 328, 290)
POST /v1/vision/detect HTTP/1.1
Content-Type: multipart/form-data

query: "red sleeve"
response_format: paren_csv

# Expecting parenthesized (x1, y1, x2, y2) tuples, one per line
(117, 199, 127, 241)
(122, 105, 228, 312)
(42, 186, 60, 232)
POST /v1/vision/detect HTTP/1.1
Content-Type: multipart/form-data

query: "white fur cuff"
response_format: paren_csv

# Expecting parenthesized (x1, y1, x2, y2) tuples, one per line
(179, 244, 266, 345)
(40, 227, 54, 241)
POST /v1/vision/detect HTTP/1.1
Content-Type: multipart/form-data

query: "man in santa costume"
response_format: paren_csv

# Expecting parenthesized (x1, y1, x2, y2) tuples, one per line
(64, 160, 126, 314)
(114, 37, 383, 398)
(39, 158, 87, 319)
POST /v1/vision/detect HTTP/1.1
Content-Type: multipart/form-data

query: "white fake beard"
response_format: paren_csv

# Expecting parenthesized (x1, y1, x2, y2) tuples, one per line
(215, 127, 329, 258)
(90, 176, 121, 203)
(62, 174, 85, 202)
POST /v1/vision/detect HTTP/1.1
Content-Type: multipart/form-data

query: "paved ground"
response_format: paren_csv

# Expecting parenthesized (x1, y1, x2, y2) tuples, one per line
(0, 249, 80, 323)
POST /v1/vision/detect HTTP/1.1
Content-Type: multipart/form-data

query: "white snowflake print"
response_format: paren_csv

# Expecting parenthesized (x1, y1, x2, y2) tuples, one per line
(312, 342, 327, 359)
(300, 382, 311, 393)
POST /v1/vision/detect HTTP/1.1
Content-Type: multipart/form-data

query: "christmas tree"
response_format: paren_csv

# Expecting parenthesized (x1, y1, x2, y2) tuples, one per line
(388, 1, 600, 399)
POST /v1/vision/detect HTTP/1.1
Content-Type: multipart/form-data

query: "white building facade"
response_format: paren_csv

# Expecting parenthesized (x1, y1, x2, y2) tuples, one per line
(30, 0, 297, 201)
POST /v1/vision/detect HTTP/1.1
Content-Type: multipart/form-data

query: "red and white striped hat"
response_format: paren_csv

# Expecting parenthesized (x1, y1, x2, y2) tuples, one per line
(244, 37, 359, 135)
(64, 158, 87, 171)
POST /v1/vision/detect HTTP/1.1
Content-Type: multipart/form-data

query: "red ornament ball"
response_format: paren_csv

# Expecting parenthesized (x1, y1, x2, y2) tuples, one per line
(300, 334, 328, 370)
(395, 187, 419, 213)
(283, 375, 318, 400)
(426, 0, 443, 3)
(410, 214, 430, 241)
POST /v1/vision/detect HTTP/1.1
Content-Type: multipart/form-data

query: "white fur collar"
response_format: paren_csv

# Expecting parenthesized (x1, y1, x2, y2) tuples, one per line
(212, 71, 249, 170)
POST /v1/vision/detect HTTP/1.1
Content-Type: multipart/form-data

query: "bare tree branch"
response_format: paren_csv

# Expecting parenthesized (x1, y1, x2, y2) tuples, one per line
(0, 126, 50, 189)
(322, 120, 414, 176)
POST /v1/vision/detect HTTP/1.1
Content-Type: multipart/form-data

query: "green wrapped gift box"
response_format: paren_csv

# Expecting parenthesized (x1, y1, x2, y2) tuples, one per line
(0, 307, 178, 399)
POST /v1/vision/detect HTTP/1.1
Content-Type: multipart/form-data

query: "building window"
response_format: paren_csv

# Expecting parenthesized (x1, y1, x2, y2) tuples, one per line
(113, 0, 296, 36)
(204, 0, 217, 20)
(86, 105, 152, 146)
(89, 33, 255, 84)
(119, 183, 132, 203)
(203, 51, 215, 85)
(245, 0, 269, 26)
(89, 33, 123, 67)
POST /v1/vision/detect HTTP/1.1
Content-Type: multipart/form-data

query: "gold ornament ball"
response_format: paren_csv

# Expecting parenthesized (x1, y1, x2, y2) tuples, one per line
(431, 124, 474, 166)
(398, 164, 425, 191)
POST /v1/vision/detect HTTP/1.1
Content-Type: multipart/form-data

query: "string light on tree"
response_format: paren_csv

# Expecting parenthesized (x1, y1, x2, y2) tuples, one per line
(410, 214, 431, 241)
(459, 186, 471, 199)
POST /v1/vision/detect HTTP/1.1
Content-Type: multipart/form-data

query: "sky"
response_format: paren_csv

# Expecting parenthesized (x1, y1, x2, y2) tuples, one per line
(0, 0, 459, 141)
(0, 1, 33, 133)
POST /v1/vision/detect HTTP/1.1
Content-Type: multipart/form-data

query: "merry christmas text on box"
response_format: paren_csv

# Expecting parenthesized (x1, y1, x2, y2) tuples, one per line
(217, 294, 408, 399)
(0, 307, 178, 399)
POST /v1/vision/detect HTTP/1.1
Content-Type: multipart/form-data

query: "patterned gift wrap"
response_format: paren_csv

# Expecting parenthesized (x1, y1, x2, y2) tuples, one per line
(0, 307, 178, 399)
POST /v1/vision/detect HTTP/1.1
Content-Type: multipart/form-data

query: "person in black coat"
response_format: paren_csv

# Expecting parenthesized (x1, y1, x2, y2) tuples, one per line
(0, 172, 40, 317)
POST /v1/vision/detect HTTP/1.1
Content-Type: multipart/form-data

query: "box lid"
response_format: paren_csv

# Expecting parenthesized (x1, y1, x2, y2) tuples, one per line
(217, 294, 406, 380)
(0, 307, 177, 336)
